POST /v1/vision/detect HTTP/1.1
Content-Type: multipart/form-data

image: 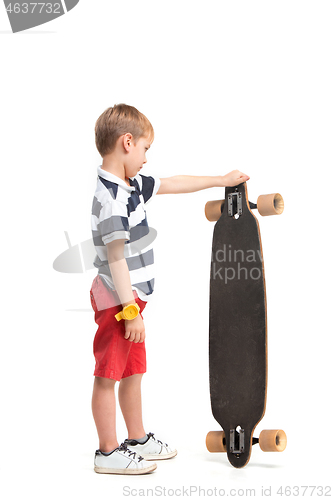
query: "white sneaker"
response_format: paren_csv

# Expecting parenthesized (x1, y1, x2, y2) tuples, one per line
(125, 432, 177, 461)
(94, 442, 157, 474)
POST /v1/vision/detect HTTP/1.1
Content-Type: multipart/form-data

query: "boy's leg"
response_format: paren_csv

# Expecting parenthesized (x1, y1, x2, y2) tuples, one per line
(92, 376, 118, 452)
(118, 373, 146, 440)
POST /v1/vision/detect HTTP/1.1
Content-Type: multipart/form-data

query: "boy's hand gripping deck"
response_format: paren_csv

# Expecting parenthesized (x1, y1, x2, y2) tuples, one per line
(205, 183, 286, 468)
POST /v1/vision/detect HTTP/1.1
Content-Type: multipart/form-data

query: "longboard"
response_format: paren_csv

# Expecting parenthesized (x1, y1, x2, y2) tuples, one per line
(205, 182, 286, 468)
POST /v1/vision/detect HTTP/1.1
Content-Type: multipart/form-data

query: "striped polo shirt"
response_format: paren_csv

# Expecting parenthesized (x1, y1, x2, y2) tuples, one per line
(91, 166, 160, 302)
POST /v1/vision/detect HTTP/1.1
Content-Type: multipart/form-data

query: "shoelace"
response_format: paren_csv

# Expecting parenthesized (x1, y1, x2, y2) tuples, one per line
(118, 442, 144, 462)
(147, 432, 168, 447)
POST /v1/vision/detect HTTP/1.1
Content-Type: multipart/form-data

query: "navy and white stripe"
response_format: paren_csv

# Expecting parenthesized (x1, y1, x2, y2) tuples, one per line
(91, 167, 160, 300)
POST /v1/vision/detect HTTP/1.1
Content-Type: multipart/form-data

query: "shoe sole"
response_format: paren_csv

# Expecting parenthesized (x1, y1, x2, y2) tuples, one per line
(94, 463, 157, 475)
(141, 450, 178, 461)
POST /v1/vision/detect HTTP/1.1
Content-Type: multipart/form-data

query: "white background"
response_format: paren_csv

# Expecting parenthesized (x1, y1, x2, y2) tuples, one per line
(0, 1, 332, 498)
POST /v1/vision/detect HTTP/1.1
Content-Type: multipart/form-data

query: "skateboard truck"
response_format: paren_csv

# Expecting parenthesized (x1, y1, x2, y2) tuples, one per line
(227, 190, 258, 218)
(228, 191, 243, 218)
(230, 428, 245, 454)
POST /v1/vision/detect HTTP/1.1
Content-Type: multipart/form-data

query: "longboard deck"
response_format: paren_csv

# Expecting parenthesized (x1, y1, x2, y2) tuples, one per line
(209, 182, 267, 468)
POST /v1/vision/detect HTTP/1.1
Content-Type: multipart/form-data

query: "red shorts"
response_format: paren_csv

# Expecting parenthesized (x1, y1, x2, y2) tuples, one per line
(90, 275, 147, 381)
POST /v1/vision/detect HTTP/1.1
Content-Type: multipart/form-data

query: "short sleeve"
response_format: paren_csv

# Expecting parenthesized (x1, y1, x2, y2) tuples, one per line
(139, 175, 161, 204)
(98, 201, 130, 245)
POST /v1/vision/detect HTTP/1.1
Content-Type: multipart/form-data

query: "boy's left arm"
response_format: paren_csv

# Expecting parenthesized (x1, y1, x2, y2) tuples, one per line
(157, 170, 250, 195)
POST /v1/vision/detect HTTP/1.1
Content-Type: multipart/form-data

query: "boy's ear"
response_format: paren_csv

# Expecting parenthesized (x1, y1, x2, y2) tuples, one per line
(123, 133, 133, 152)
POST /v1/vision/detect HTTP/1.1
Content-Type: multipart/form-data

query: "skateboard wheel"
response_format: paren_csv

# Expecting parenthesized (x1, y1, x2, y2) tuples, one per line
(205, 200, 225, 222)
(259, 430, 287, 452)
(257, 193, 284, 216)
(206, 431, 227, 453)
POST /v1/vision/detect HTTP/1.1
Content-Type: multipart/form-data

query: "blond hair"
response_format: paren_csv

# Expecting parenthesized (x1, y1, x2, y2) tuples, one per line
(95, 104, 154, 157)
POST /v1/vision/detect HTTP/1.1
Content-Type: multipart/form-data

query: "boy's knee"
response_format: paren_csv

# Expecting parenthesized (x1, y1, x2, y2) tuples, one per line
(94, 376, 117, 389)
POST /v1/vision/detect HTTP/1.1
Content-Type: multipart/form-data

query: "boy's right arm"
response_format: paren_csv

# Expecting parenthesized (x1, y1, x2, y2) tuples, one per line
(106, 239, 145, 344)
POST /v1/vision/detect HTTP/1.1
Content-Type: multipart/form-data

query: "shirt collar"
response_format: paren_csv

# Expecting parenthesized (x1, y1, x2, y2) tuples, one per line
(97, 166, 135, 192)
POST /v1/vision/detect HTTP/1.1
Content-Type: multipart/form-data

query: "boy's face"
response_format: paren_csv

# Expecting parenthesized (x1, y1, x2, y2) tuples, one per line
(125, 136, 151, 178)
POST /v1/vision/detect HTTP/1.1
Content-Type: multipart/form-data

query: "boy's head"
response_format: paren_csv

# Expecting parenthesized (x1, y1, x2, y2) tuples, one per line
(95, 104, 154, 157)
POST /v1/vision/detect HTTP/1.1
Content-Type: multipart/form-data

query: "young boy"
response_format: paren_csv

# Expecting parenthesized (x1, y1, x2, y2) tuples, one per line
(90, 103, 250, 475)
